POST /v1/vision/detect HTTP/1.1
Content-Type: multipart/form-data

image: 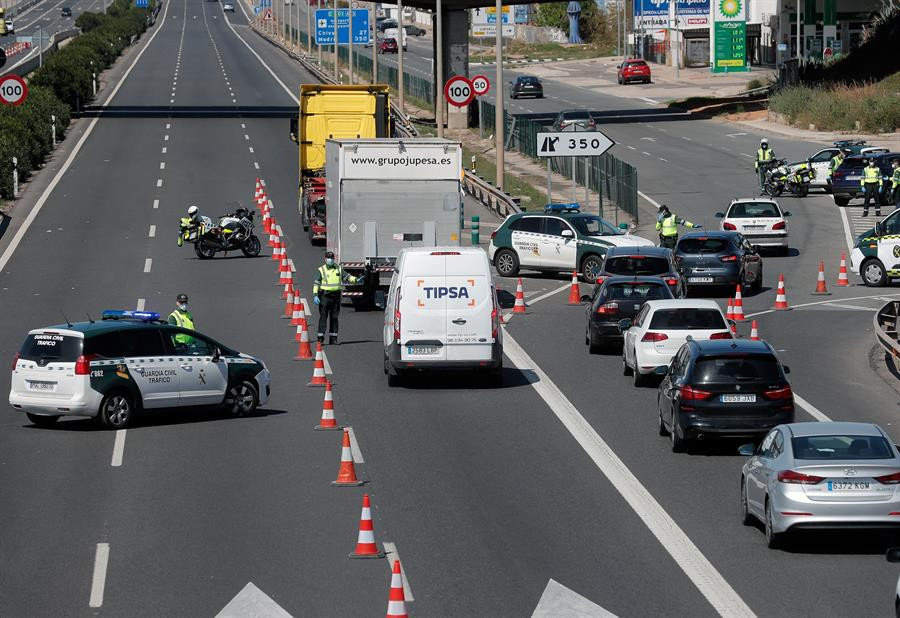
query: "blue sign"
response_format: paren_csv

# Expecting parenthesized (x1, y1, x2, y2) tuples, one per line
(135, 0, 148, 7)
(633, 0, 709, 27)
(315, 9, 370, 45)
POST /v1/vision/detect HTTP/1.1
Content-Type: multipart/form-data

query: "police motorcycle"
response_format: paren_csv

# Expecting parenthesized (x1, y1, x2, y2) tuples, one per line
(763, 158, 815, 198)
(179, 203, 261, 259)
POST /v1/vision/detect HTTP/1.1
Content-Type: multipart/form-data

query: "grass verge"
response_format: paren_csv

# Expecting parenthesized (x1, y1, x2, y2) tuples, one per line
(469, 40, 611, 64)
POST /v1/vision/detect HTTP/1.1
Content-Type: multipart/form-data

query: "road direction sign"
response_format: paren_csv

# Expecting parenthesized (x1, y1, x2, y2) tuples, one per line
(471, 74, 489, 96)
(536, 130, 615, 158)
(0, 74, 28, 106)
(444, 75, 474, 108)
(314, 9, 370, 45)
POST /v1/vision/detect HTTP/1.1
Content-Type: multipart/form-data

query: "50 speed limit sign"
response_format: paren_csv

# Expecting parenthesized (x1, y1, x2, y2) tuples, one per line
(470, 75, 490, 96)
(0, 74, 28, 106)
(444, 75, 474, 108)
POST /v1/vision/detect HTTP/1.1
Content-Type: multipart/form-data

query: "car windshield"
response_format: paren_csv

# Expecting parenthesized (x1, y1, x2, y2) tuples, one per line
(604, 282, 669, 301)
(791, 435, 894, 460)
(19, 332, 83, 363)
(648, 308, 726, 330)
(563, 111, 590, 120)
(676, 238, 729, 254)
(840, 158, 867, 170)
(604, 256, 670, 276)
(728, 202, 780, 218)
(692, 356, 782, 383)
(569, 215, 619, 236)
(519, 77, 539, 84)
(627, 61, 648, 67)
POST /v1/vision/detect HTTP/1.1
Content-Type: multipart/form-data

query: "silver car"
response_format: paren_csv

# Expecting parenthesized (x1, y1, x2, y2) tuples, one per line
(739, 421, 900, 549)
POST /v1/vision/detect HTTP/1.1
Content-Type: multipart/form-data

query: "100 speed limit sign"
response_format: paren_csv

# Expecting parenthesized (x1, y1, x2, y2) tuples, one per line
(0, 74, 28, 106)
(444, 76, 474, 108)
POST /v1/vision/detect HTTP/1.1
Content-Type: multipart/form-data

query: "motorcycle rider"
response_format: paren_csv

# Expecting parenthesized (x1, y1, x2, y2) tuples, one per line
(755, 138, 775, 193)
(656, 204, 701, 250)
(178, 205, 203, 246)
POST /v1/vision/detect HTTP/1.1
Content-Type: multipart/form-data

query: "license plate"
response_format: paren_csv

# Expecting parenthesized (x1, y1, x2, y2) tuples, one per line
(744, 225, 765, 231)
(847, 175, 861, 180)
(721, 394, 756, 403)
(27, 381, 56, 392)
(407, 345, 438, 355)
(690, 277, 714, 283)
(827, 481, 870, 491)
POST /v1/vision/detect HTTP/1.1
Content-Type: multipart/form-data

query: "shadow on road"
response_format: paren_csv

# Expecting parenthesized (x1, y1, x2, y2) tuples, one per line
(26, 406, 289, 431)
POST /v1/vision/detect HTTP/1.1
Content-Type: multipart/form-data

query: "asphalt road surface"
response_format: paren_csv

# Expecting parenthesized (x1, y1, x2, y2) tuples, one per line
(3, 1, 900, 616)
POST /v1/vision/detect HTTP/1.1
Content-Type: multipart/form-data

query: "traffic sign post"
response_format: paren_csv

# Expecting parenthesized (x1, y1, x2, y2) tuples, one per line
(314, 9, 369, 45)
(470, 75, 489, 96)
(0, 74, 28, 106)
(444, 75, 474, 108)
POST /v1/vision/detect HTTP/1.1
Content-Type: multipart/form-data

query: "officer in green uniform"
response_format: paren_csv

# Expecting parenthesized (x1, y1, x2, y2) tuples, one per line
(168, 293, 195, 346)
(827, 150, 845, 192)
(861, 158, 883, 217)
(890, 159, 900, 206)
(656, 205, 701, 250)
(755, 138, 775, 193)
(312, 251, 362, 345)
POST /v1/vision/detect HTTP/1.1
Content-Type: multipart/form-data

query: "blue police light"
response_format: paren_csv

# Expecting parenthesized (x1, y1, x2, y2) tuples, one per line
(101, 310, 161, 321)
(544, 202, 581, 213)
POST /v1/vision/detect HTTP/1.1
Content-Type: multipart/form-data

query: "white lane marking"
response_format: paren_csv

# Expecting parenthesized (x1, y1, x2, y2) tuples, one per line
(166, 123, 171, 130)
(253, 161, 260, 169)
(88, 543, 110, 608)
(136, 298, 146, 311)
(794, 394, 831, 422)
(322, 349, 332, 375)
(345, 426, 364, 463)
(153, 199, 159, 209)
(625, 145, 636, 150)
(244, 134, 250, 140)
(159, 162, 166, 169)
(148, 225, 156, 238)
(641, 151, 652, 156)
(111, 429, 127, 467)
(638, 190, 662, 209)
(640, 137, 656, 141)
(161, 147, 167, 154)
(658, 158, 669, 163)
(838, 205, 855, 255)
(726, 133, 747, 138)
(0, 0, 172, 275)
(382, 542, 415, 601)
(525, 282, 571, 306)
(143, 258, 152, 273)
(502, 333, 754, 617)
(820, 303, 877, 311)
(640, 97, 658, 104)
(241, 123, 246, 128)
(745, 292, 900, 319)
(681, 136, 692, 141)
(164, 134, 169, 141)
(156, 179, 163, 187)
(739, 153, 753, 158)
(248, 146, 254, 153)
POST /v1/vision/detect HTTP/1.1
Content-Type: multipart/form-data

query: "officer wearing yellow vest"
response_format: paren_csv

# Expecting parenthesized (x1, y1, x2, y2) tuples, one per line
(755, 138, 775, 193)
(861, 158, 883, 217)
(828, 150, 846, 190)
(890, 159, 900, 206)
(656, 204, 701, 250)
(312, 251, 362, 345)
(167, 293, 196, 346)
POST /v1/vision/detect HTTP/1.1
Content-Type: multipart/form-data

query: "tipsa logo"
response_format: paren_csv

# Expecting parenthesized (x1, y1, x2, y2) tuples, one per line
(423, 287, 470, 299)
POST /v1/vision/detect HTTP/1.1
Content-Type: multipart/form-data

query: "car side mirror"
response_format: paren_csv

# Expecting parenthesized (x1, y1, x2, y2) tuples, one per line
(782, 365, 791, 374)
(580, 294, 592, 304)
(617, 318, 632, 331)
(738, 443, 756, 457)
(783, 211, 792, 217)
(876, 221, 884, 236)
(618, 223, 628, 230)
(714, 212, 725, 218)
(212, 347, 222, 362)
(561, 229, 574, 238)
(653, 365, 668, 376)
(289, 117, 298, 143)
(616, 64, 622, 68)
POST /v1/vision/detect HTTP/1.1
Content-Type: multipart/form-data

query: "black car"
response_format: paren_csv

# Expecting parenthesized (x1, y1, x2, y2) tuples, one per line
(584, 276, 674, 353)
(552, 109, 595, 131)
(674, 231, 763, 293)
(510, 76, 543, 99)
(378, 18, 397, 32)
(831, 152, 900, 207)
(656, 339, 794, 452)
(403, 24, 425, 36)
(595, 245, 686, 298)
(61, 6, 72, 16)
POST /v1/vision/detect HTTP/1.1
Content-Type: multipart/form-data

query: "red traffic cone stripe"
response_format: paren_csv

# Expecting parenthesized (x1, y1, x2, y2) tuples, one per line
(513, 278, 527, 314)
(350, 494, 384, 557)
(315, 380, 342, 430)
(386, 560, 408, 618)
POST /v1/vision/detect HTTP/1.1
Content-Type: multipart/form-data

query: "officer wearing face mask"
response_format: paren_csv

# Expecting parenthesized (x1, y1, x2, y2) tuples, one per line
(167, 293, 195, 346)
(312, 251, 362, 345)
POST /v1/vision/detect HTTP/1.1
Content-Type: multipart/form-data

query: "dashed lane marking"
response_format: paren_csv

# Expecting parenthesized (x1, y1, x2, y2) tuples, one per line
(143, 258, 152, 273)
(111, 429, 126, 467)
(161, 147, 167, 154)
(156, 179, 163, 187)
(164, 135, 169, 141)
(248, 147, 254, 153)
(739, 153, 753, 158)
(253, 161, 260, 169)
(159, 162, 165, 169)
(88, 543, 110, 608)
(153, 199, 159, 209)
(745, 292, 900, 320)
(148, 225, 156, 238)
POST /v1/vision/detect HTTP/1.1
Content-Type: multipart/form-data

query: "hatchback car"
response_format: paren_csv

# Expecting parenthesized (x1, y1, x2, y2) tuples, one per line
(510, 75, 543, 99)
(675, 231, 763, 293)
(617, 59, 651, 84)
(9, 310, 271, 429)
(832, 153, 900, 207)
(223, 2, 234, 11)
(61, 6, 72, 16)
(5, 20, 14, 34)
(584, 276, 674, 353)
(378, 37, 398, 54)
(715, 198, 790, 255)
(552, 109, 595, 132)
(740, 422, 900, 549)
(595, 245, 685, 298)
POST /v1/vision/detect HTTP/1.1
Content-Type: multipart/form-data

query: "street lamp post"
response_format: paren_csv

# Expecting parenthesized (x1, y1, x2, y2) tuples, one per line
(494, 0, 503, 190)
(371, 5, 377, 83)
(436, 0, 443, 137)
(397, 0, 404, 114)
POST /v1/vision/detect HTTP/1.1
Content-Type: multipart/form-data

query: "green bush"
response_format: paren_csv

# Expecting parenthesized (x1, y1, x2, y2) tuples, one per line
(75, 12, 109, 32)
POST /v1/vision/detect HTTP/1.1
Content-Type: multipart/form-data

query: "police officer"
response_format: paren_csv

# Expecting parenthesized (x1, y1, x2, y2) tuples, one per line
(312, 251, 362, 345)
(828, 150, 846, 190)
(890, 159, 900, 206)
(861, 158, 883, 217)
(755, 138, 775, 193)
(177, 205, 202, 246)
(167, 293, 195, 346)
(656, 204, 701, 249)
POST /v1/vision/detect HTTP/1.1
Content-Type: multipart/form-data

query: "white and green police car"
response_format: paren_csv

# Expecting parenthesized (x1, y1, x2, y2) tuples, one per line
(9, 310, 271, 428)
(850, 208, 900, 287)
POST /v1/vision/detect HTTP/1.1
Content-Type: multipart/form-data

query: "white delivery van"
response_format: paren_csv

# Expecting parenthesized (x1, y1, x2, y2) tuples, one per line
(383, 247, 502, 385)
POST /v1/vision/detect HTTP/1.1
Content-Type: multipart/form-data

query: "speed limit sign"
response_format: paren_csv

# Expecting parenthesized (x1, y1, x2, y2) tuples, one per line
(471, 75, 490, 96)
(444, 75, 474, 108)
(0, 74, 28, 106)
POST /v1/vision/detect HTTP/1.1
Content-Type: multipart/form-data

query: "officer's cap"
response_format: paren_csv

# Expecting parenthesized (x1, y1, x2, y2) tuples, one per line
(325, 251, 335, 259)
(177, 293, 189, 303)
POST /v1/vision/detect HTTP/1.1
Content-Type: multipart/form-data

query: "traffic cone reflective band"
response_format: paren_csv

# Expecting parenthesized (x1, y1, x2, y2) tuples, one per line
(725, 297, 734, 321)
(254, 178, 262, 201)
(282, 281, 293, 300)
(279, 265, 293, 287)
(732, 285, 745, 321)
(349, 494, 384, 557)
(812, 260, 830, 295)
(283, 291, 295, 319)
(836, 253, 850, 286)
(567, 271, 581, 305)
(291, 295, 306, 326)
(750, 320, 760, 341)
(385, 560, 408, 618)
(307, 342, 328, 386)
(315, 380, 342, 430)
(294, 322, 313, 360)
(513, 278, 527, 314)
(773, 274, 790, 310)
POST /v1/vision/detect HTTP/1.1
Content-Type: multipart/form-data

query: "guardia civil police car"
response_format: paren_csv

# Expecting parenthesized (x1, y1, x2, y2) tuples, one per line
(488, 203, 655, 284)
(9, 310, 271, 428)
(850, 208, 900, 287)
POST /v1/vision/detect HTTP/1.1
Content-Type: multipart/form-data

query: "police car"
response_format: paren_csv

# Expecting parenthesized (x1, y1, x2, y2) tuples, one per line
(9, 310, 271, 428)
(488, 204, 654, 284)
(850, 208, 900, 287)
(797, 140, 888, 191)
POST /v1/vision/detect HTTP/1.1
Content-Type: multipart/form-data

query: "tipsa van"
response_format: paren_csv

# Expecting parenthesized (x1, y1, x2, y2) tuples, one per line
(383, 247, 502, 385)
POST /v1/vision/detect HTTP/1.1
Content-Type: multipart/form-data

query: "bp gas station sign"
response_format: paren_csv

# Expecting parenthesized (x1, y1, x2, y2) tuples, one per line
(712, 0, 747, 72)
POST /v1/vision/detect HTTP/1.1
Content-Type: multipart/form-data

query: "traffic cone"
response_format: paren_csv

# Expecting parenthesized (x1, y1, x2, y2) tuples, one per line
(315, 380, 342, 430)
(836, 253, 850, 287)
(262, 209, 272, 234)
(283, 290, 295, 319)
(812, 260, 830, 295)
(282, 280, 293, 300)
(349, 494, 384, 557)
(254, 178, 262, 202)
(294, 322, 313, 360)
(725, 297, 734, 321)
(567, 271, 581, 305)
(271, 234, 282, 260)
(332, 429, 363, 486)
(291, 295, 307, 327)
(749, 320, 760, 341)
(279, 266, 293, 287)
(773, 274, 790, 310)
(512, 278, 526, 314)
(307, 342, 328, 386)
(385, 560, 408, 618)
(732, 285, 745, 321)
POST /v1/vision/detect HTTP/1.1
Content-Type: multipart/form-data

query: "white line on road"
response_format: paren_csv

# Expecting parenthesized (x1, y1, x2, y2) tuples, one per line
(640, 137, 656, 141)
(502, 333, 754, 617)
(89, 543, 110, 607)
(253, 161, 260, 169)
(526, 282, 571, 306)
(244, 134, 250, 140)
(739, 153, 753, 158)
(143, 258, 152, 273)
(161, 147, 167, 154)
(638, 190, 662, 209)
(726, 133, 747, 138)
(345, 426, 364, 463)
(821, 303, 877, 311)
(164, 135, 169, 141)
(642, 151, 651, 156)
(159, 162, 165, 169)
(383, 542, 414, 601)
(745, 292, 900, 320)
(166, 123, 171, 129)
(148, 225, 156, 238)
(111, 429, 127, 467)
(838, 205, 855, 255)
(322, 349, 332, 375)
(136, 298, 145, 311)
(794, 394, 831, 422)
(658, 158, 669, 163)
(248, 147, 254, 153)
(156, 179, 163, 187)
(640, 97, 658, 104)
(153, 199, 159, 209)
(625, 145, 636, 150)
(681, 136, 692, 141)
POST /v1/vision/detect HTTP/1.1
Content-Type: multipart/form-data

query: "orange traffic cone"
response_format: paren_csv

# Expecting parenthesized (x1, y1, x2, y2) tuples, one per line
(567, 271, 581, 305)
(283, 290, 295, 319)
(812, 260, 830, 295)
(315, 380, 342, 430)
(749, 319, 760, 341)
(773, 274, 790, 310)
(291, 296, 307, 328)
(385, 560, 408, 618)
(725, 297, 734, 321)
(282, 280, 293, 300)
(513, 278, 526, 314)
(279, 259, 292, 286)
(307, 342, 328, 386)
(294, 323, 313, 360)
(332, 429, 363, 486)
(732, 285, 745, 321)
(349, 494, 384, 557)
(836, 253, 850, 287)
(271, 234, 282, 260)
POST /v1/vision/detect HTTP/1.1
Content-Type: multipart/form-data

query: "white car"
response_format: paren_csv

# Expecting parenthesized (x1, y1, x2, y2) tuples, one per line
(620, 299, 732, 386)
(5, 20, 14, 35)
(223, 2, 234, 11)
(715, 198, 790, 254)
(886, 548, 900, 614)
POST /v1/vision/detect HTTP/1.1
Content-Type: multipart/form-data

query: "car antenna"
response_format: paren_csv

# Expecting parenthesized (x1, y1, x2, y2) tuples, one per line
(60, 310, 73, 328)
(86, 312, 95, 324)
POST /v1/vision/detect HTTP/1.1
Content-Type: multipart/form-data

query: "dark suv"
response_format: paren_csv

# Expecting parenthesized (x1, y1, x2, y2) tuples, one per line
(675, 231, 763, 293)
(832, 153, 900, 207)
(595, 246, 685, 297)
(584, 276, 674, 353)
(656, 339, 794, 452)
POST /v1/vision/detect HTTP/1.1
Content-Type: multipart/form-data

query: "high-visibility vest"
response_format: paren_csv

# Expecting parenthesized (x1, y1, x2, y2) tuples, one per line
(862, 166, 882, 186)
(659, 215, 679, 238)
(891, 168, 900, 189)
(314, 265, 344, 294)
(169, 310, 195, 344)
(755, 148, 773, 169)
(829, 156, 842, 176)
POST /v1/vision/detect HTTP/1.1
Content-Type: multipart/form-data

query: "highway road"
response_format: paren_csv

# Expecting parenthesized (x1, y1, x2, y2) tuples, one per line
(5, 0, 94, 70)
(3, 0, 900, 616)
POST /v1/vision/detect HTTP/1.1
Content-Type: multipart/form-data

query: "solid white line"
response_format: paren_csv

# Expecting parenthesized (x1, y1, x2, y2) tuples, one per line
(638, 190, 662, 209)
(526, 282, 571, 306)
(502, 333, 754, 618)
(821, 303, 877, 311)
(136, 298, 146, 311)
(111, 429, 126, 467)
(148, 225, 156, 238)
(838, 205, 855, 255)
(345, 426, 364, 463)
(143, 258, 152, 273)
(322, 349, 332, 375)
(156, 179, 163, 187)
(153, 199, 159, 209)
(382, 542, 415, 601)
(640, 97, 658, 104)
(745, 292, 900, 319)
(793, 394, 831, 422)
(88, 543, 110, 608)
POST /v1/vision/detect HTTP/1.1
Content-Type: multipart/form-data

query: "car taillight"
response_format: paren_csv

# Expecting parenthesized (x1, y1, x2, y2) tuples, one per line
(490, 230, 497, 240)
(875, 472, 900, 485)
(763, 386, 793, 400)
(709, 331, 733, 340)
(665, 278, 677, 286)
(680, 385, 712, 401)
(777, 470, 824, 484)
(597, 302, 619, 315)
(772, 221, 786, 230)
(594, 276, 605, 286)
(491, 294, 499, 339)
(723, 222, 737, 230)
(641, 332, 668, 342)
(11, 352, 19, 371)
(720, 255, 738, 262)
(74, 354, 95, 375)
(393, 293, 402, 341)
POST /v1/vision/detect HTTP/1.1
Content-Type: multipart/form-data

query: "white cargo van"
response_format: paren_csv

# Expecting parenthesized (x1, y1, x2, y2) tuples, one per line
(383, 247, 502, 385)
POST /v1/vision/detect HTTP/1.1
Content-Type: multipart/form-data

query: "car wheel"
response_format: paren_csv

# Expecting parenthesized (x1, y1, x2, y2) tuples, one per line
(862, 259, 887, 287)
(670, 417, 686, 453)
(494, 249, 520, 277)
(99, 391, 134, 429)
(764, 499, 783, 549)
(633, 367, 645, 387)
(833, 195, 850, 207)
(657, 403, 669, 436)
(753, 267, 764, 293)
(622, 351, 633, 376)
(740, 479, 754, 526)
(223, 379, 259, 416)
(580, 255, 603, 284)
(588, 329, 601, 354)
(26, 413, 59, 427)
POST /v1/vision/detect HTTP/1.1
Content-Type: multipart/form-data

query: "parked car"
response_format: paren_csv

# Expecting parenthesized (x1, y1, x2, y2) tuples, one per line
(510, 75, 543, 99)
(617, 59, 651, 84)
(5, 20, 14, 35)
(223, 2, 234, 11)
(850, 207, 900, 287)
(715, 198, 791, 255)
(378, 37, 398, 54)
(552, 109, 596, 132)
(595, 246, 686, 298)
(61, 6, 72, 17)
(674, 231, 763, 293)
(832, 153, 900, 207)
(584, 276, 674, 353)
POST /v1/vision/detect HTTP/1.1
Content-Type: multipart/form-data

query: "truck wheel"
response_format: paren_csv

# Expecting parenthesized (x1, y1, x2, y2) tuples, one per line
(862, 259, 886, 287)
(494, 249, 519, 277)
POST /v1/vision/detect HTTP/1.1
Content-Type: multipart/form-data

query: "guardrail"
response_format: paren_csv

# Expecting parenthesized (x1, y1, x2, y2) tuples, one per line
(875, 301, 900, 361)
(463, 173, 520, 217)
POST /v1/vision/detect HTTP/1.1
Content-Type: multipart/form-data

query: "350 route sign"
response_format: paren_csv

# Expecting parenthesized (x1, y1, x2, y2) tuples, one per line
(444, 75, 474, 108)
(0, 74, 28, 106)
(470, 75, 490, 96)
(536, 130, 615, 158)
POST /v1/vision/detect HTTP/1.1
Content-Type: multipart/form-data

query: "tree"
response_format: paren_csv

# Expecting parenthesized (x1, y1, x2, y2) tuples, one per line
(534, 2, 568, 33)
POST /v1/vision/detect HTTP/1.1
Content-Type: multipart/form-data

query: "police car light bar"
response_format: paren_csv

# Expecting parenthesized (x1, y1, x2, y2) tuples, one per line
(545, 203, 581, 213)
(101, 310, 161, 321)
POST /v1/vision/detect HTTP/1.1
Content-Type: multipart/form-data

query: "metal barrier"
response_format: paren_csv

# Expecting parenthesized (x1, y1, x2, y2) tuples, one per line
(8, 28, 81, 76)
(875, 301, 900, 361)
(463, 173, 520, 218)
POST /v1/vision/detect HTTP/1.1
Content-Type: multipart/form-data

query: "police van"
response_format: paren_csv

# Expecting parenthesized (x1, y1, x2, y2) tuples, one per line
(9, 310, 271, 428)
(383, 247, 502, 386)
(850, 208, 900, 287)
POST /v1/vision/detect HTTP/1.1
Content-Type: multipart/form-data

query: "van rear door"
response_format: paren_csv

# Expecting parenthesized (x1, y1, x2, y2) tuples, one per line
(444, 253, 493, 362)
(400, 260, 448, 362)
